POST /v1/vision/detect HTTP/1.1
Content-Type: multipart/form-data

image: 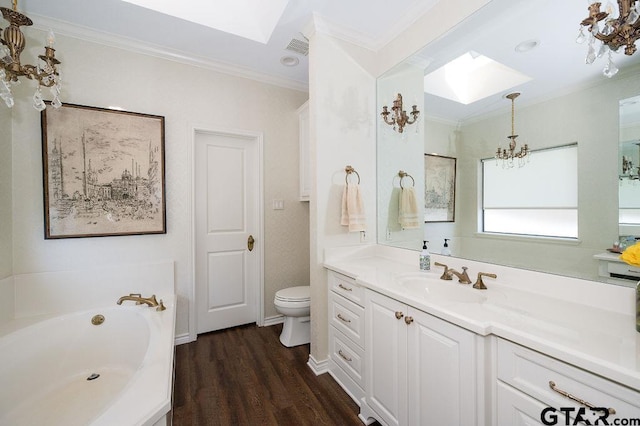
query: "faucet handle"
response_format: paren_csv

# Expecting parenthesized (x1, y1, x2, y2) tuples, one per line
(457, 267, 472, 284)
(434, 262, 451, 280)
(156, 299, 166, 311)
(473, 272, 497, 290)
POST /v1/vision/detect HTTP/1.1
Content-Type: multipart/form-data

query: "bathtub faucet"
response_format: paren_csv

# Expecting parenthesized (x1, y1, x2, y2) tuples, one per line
(117, 293, 166, 311)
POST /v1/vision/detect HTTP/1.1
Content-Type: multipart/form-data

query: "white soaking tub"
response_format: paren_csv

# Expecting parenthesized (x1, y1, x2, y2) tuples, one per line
(0, 296, 176, 426)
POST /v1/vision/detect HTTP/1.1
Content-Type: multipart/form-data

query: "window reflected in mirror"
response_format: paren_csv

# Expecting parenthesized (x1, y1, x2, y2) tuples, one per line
(482, 144, 578, 239)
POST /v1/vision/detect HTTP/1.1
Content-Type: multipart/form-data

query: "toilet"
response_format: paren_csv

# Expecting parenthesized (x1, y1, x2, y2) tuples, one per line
(274, 286, 311, 347)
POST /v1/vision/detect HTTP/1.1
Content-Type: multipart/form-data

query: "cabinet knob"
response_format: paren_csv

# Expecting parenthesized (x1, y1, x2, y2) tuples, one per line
(404, 316, 414, 325)
(395, 311, 404, 320)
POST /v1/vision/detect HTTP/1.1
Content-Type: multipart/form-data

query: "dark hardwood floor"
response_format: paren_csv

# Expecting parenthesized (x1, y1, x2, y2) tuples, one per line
(172, 323, 369, 426)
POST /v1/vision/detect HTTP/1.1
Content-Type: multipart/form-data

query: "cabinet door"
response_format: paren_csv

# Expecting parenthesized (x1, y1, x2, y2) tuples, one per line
(365, 290, 408, 426)
(407, 307, 477, 426)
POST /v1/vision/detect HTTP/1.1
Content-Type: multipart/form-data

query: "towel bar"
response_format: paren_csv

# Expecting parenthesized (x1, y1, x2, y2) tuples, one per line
(345, 165, 361, 185)
(398, 170, 415, 188)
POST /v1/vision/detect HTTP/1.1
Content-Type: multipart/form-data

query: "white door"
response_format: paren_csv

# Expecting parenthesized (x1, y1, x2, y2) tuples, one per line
(194, 130, 261, 334)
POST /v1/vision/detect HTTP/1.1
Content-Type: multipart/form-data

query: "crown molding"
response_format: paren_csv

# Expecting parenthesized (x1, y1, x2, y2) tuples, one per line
(372, 0, 441, 51)
(30, 14, 309, 93)
(309, 0, 439, 53)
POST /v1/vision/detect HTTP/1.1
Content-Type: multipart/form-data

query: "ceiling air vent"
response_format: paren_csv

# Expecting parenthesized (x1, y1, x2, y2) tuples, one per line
(285, 38, 309, 56)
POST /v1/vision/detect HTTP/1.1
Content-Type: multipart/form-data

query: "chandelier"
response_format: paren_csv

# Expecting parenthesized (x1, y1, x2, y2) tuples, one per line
(0, 0, 62, 110)
(380, 93, 420, 134)
(495, 92, 530, 168)
(577, 1, 640, 78)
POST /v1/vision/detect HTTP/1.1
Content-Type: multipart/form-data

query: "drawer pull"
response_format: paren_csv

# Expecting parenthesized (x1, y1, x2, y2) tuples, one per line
(405, 316, 414, 325)
(338, 349, 352, 362)
(548, 381, 616, 415)
(395, 311, 404, 319)
(338, 283, 353, 292)
(337, 313, 351, 323)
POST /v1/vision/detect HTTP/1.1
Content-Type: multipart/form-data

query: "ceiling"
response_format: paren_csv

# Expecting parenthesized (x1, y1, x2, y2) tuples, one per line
(19, 0, 440, 91)
(14, 0, 640, 123)
(407, 0, 640, 124)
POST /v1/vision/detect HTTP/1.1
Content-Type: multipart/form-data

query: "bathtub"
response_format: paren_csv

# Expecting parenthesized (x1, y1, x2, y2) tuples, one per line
(0, 296, 176, 426)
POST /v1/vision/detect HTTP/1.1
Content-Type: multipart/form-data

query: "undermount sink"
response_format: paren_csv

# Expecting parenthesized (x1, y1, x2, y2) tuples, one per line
(393, 274, 488, 304)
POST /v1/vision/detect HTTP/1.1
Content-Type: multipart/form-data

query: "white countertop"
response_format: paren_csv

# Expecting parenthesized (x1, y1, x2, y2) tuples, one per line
(324, 245, 640, 391)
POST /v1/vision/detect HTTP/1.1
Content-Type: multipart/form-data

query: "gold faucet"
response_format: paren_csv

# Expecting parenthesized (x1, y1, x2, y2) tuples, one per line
(434, 262, 471, 284)
(117, 293, 166, 311)
(447, 267, 472, 284)
(473, 272, 497, 290)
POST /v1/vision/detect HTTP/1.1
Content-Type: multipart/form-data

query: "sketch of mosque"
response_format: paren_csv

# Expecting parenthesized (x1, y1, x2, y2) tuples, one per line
(48, 132, 161, 212)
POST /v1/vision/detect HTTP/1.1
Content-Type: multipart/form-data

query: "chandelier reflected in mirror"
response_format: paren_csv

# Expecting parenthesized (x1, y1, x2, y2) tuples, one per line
(380, 93, 420, 134)
(495, 92, 530, 168)
(0, 0, 62, 110)
(577, 0, 640, 78)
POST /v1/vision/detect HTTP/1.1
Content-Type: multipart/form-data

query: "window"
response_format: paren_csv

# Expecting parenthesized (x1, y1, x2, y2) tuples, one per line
(482, 144, 578, 238)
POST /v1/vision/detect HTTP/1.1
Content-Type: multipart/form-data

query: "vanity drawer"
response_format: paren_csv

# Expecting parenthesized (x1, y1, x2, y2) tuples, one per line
(607, 261, 640, 280)
(497, 339, 640, 420)
(329, 327, 365, 389)
(329, 291, 365, 347)
(329, 272, 364, 306)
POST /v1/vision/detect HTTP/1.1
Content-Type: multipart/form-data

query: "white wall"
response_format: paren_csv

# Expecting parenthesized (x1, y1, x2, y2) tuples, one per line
(9, 30, 308, 338)
(308, 32, 377, 362)
(0, 106, 11, 280)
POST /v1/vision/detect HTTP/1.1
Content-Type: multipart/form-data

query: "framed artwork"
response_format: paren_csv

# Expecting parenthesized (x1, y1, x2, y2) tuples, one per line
(41, 103, 166, 239)
(424, 154, 456, 222)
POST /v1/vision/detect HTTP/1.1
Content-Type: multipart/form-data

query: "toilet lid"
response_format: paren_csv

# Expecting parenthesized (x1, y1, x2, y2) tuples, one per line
(275, 286, 310, 302)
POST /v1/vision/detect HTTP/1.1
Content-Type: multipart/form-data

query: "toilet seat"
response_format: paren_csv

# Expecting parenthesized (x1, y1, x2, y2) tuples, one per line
(275, 286, 310, 303)
(274, 286, 310, 347)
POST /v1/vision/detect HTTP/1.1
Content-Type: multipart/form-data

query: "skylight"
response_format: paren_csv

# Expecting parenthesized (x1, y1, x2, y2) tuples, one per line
(423, 51, 531, 105)
(120, 0, 290, 44)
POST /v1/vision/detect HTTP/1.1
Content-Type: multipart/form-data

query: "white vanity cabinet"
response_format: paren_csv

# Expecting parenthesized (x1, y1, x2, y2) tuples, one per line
(496, 338, 640, 425)
(327, 271, 367, 405)
(362, 289, 479, 426)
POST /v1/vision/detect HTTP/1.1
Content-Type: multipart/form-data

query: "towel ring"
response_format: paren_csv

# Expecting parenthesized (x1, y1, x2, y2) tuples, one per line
(345, 165, 361, 185)
(398, 170, 415, 189)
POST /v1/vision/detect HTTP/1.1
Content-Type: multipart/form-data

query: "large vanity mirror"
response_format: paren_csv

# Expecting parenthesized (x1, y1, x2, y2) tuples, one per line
(376, 0, 640, 284)
(619, 94, 640, 238)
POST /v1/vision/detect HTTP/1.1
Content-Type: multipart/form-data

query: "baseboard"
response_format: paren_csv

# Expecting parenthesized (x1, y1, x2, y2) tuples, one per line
(174, 332, 193, 346)
(263, 314, 284, 327)
(307, 354, 329, 376)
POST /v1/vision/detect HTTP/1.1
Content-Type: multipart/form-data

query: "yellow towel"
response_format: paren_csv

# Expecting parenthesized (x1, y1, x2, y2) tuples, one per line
(398, 187, 420, 229)
(341, 184, 366, 232)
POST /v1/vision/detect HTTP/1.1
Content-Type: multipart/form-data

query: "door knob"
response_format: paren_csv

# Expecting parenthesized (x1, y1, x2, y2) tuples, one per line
(395, 311, 404, 320)
(405, 316, 414, 325)
(247, 235, 255, 251)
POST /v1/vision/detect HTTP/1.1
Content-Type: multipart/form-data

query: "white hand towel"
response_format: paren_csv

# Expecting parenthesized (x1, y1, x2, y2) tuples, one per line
(341, 184, 366, 232)
(398, 187, 420, 229)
